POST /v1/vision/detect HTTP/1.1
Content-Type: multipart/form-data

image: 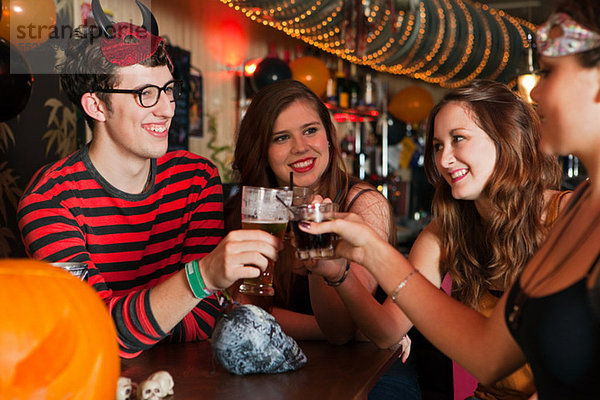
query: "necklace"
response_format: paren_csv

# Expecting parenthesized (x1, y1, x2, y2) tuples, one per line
(507, 181, 600, 329)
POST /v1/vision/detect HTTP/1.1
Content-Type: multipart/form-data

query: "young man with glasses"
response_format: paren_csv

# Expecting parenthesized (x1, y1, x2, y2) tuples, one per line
(17, 0, 280, 358)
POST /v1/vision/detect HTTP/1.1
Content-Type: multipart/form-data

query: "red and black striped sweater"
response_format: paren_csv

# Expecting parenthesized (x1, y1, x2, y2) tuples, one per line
(18, 146, 224, 358)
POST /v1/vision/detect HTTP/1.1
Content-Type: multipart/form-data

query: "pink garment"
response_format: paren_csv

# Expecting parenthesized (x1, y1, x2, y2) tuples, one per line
(440, 274, 478, 400)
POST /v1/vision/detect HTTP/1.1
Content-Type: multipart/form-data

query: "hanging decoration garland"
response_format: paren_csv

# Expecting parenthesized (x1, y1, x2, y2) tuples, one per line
(218, 0, 535, 88)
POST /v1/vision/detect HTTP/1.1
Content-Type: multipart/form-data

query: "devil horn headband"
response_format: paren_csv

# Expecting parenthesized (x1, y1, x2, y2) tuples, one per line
(92, 0, 159, 38)
(91, 0, 164, 66)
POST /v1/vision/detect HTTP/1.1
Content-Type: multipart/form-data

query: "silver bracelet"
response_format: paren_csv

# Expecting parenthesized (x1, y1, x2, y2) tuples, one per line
(390, 269, 418, 302)
(324, 262, 350, 287)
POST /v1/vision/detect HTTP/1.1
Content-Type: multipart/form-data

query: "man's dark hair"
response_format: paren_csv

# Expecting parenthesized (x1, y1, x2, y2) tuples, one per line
(58, 25, 172, 128)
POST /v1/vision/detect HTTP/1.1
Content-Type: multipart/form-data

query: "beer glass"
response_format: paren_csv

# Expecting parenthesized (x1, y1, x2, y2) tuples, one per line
(51, 262, 89, 281)
(240, 186, 293, 296)
(290, 202, 339, 260)
(279, 186, 314, 206)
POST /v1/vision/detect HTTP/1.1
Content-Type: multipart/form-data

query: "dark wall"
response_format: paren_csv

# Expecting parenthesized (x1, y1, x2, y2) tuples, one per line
(1, 73, 77, 258)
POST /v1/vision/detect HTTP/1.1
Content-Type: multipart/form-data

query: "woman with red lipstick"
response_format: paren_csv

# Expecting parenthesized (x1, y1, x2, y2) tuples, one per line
(417, 80, 565, 400)
(225, 79, 421, 400)
(300, 1, 600, 397)
(301, 79, 566, 400)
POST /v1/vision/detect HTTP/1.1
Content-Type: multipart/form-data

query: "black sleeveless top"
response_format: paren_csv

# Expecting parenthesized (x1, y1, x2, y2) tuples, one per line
(505, 184, 600, 399)
(505, 272, 600, 399)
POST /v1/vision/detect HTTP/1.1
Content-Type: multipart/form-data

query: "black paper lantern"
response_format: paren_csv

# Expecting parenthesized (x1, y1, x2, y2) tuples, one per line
(0, 37, 33, 122)
(251, 57, 291, 92)
(387, 115, 407, 146)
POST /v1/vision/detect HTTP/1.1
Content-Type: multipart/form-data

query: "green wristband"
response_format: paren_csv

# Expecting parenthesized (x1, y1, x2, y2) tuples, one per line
(185, 260, 213, 300)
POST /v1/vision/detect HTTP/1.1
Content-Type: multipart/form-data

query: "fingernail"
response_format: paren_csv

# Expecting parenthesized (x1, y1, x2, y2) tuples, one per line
(299, 221, 311, 229)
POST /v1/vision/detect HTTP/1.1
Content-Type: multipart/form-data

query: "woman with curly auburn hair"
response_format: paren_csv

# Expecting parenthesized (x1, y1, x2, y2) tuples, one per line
(301, 1, 600, 397)
(336, 79, 567, 400)
(423, 79, 564, 311)
(420, 79, 566, 400)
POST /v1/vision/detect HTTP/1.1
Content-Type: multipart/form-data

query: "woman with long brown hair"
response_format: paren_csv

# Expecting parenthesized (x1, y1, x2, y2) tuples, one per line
(301, 1, 600, 397)
(424, 80, 564, 311)
(301, 79, 566, 400)
(420, 80, 565, 400)
(225, 79, 418, 399)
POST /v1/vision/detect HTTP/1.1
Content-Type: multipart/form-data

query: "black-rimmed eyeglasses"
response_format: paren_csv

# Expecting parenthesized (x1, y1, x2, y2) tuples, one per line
(95, 80, 184, 108)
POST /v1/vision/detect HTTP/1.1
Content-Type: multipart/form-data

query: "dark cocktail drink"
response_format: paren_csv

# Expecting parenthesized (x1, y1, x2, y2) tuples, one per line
(291, 202, 338, 260)
(291, 220, 335, 259)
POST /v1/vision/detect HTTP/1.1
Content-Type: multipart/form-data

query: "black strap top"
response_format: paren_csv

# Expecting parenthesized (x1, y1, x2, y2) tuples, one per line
(505, 268, 600, 399)
(505, 182, 600, 399)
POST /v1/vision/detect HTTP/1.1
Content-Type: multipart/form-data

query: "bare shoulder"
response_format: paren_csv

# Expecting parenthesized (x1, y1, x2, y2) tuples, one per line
(410, 220, 443, 255)
(345, 183, 391, 240)
(408, 220, 444, 286)
(345, 183, 388, 215)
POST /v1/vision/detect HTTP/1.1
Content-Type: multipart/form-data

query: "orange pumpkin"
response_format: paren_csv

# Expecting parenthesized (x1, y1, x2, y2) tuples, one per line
(0, 259, 120, 399)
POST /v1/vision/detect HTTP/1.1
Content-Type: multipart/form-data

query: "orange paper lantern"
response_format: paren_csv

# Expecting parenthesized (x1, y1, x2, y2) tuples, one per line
(0, 2, 9, 40)
(0, 0, 56, 49)
(290, 56, 330, 97)
(389, 86, 434, 124)
(0, 259, 120, 399)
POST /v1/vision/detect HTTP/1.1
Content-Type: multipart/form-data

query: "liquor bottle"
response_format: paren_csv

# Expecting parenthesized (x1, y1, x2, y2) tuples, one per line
(325, 57, 337, 105)
(283, 49, 290, 64)
(348, 63, 360, 109)
(335, 59, 349, 109)
(364, 73, 375, 109)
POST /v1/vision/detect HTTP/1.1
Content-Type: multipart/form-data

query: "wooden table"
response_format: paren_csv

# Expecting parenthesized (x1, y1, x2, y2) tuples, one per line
(121, 340, 400, 399)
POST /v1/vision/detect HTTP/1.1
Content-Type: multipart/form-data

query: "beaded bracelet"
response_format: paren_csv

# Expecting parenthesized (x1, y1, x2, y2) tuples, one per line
(390, 269, 418, 303)
(185, 260, 213, 300)
(324, 261, 351, 287)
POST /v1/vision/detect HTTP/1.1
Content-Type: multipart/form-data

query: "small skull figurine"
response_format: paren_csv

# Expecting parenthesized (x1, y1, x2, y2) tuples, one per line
(147, 370, 174, 396)
(116, 377, 135, 400)
(137, 379, 162, 400)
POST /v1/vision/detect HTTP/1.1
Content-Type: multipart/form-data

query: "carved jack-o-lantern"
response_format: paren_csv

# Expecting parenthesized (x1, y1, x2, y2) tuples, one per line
(0, 259, 120, 399)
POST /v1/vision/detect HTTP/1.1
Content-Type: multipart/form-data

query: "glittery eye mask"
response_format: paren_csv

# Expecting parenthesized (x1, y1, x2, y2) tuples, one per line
(537, 13, 600, 57)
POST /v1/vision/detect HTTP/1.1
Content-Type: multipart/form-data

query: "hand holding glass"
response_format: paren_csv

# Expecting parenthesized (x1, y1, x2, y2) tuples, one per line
(240, 186, 293, 296)
(291, 203, 339, 260)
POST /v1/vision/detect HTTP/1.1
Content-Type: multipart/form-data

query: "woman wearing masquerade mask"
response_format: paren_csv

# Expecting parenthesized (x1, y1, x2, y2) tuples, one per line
(343, 78, 566, 400)
(300, 0, 600, 398)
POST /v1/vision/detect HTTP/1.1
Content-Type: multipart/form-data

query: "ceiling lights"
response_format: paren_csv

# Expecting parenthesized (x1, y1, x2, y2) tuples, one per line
(218, 0, 536, 87)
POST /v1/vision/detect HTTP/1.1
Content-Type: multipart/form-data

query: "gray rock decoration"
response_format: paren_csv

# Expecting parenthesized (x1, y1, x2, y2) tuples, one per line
(212, 304, 307, 375)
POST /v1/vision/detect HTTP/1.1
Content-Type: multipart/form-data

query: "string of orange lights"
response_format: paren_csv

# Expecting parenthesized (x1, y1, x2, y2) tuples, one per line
(217, 0, 535, 87)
